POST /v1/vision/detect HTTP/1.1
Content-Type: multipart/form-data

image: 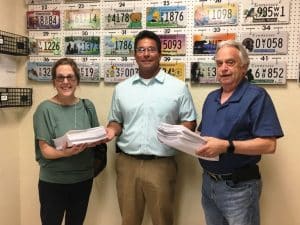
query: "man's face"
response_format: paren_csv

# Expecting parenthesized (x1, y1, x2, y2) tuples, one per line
(134, 38, 161, 78)
(215, 46, 247, 89)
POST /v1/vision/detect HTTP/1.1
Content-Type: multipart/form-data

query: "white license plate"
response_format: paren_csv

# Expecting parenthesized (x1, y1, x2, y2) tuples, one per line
(28, 61, 100, 82)
(160, 62, 185, 81)
(247, 61, 286, 84)
(65, 36, 100, 56)
(77, 63, 100, 82)
(64, 0, 99, 3)
(104, 62, 138, 83)
(194, 2, 238, 26)
(64, 9, 101, 30)
(190, 62, 218, 84)
(146, 6, 187, 28)
(25, 0, 62, 4)
(241, 0, 290, 25)
(104, 35, 135, 56)
(158, 34, 186, 56)
(103, 8, 142, 29)
(27, 10, 60, 30)
(240, 31, 288, 54)
(29, 37, 61, 56)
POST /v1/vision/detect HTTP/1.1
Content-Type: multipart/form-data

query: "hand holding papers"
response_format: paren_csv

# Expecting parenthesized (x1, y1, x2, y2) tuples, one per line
(53, 126, 107, 150)
(157, 123, 219, 161)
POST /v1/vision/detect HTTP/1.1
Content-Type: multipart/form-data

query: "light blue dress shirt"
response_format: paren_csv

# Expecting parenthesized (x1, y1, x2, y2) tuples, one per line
(108, 69, 197, 156)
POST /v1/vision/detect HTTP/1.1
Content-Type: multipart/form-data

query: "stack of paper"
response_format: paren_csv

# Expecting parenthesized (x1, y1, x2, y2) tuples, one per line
(157, 123, 219, 161)
(53, 126, 107, 150)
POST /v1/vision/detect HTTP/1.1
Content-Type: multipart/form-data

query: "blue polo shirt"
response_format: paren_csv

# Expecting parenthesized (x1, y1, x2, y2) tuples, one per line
(198, 79, 283, 174)
(108, 69, 197, 156)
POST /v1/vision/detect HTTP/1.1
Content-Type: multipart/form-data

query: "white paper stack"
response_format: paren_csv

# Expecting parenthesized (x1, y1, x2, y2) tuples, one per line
(53, 126, 107, 150)
(157, 123, 219, 161)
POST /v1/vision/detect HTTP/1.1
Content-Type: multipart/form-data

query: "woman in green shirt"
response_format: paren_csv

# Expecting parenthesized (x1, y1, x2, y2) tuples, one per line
(33, 58, 100, 225)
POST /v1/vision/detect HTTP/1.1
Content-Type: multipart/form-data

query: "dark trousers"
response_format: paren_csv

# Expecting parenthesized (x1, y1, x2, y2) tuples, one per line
(38, 179, 93, 225)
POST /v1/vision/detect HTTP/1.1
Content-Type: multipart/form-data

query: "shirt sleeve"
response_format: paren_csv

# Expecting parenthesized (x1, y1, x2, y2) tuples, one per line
(178, 85, 197, 122)
(33, 103, 54, 145)
(251, 90, 284, 138)
(108, 88, 123, 124)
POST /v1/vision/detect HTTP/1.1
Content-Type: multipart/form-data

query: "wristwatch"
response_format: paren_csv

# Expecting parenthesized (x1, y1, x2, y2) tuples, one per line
(227, 140, 235, 153)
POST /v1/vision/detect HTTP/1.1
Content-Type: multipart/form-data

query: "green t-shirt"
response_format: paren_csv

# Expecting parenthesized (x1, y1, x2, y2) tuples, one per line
(33, 99, 99, 184)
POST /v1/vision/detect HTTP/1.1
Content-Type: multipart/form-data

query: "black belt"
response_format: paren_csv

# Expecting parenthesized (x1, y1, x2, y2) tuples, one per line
(206, 165, 261, 183)
(120, 151, 172, 160)
(206, 171, 233, 181)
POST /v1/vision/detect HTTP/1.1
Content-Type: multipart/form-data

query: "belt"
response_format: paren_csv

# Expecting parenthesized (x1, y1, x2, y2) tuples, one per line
(120, 151, 172, 160)
(205, 165, 261, 183)
(206, 171, 233, 181)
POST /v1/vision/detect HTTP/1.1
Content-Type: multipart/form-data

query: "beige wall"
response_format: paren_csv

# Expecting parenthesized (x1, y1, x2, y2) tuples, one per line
(0, 1, 299, 225)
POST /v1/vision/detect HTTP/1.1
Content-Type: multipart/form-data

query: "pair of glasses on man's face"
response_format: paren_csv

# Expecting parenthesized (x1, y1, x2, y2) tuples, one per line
(55, 75, 76, 82)
(135, 47, 158, 54)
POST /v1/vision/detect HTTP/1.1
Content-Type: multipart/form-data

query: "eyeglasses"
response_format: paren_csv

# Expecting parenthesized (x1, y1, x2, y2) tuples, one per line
(55, 75, 77, 82)
(135, 47, 158, 54)
(215, 59, 237, 68)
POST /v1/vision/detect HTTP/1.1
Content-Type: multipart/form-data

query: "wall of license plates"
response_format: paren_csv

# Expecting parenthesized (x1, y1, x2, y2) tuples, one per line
(25, 0, 300, 85)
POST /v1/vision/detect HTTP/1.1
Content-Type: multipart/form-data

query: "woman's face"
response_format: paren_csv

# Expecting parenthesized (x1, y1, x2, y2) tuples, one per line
(53, 64, 78, 98)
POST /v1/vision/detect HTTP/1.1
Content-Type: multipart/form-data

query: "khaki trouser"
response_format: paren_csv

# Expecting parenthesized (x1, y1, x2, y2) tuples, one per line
(115, 152, 177, 225)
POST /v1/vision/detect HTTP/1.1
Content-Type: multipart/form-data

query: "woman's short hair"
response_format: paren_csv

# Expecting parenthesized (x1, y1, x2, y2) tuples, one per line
(51, 58, 80, 83)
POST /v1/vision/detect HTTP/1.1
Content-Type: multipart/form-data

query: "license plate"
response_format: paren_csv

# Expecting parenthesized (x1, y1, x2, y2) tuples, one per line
(64, 9, 100, 30)
(65, 36, 100, 56)
(160, 62, 185, 81)
(240, 31, 288, 54)
(103, 8, 142, 29)
(104, 35, 135, 56)
(146, 6, 187, 28)
(194, 2, 238, 26)
(77, 63, 100, 82)
(25, 0, 62, 4)
(241, 0, 290, 25)
(104, 0, 140, 1)
(64, 0, 99, 3)
(27, 62, 53, 81)
(193, 33, 236, 55)
(190, 62, 218, 84)
(29, 37, 61, 56)
(247, 61, 286, 84)
(27, 11, 60, 30)
(103, 62, 138, 83)
(158, 34, 186, 56)
(28, 61, 100, 82)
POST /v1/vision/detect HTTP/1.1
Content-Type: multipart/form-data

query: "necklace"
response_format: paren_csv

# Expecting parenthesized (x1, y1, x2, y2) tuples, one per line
(50, 95, 79, 129)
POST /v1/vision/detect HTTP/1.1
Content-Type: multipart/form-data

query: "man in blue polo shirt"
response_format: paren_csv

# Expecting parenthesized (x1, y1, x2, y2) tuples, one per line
(196, 40, 283, 225)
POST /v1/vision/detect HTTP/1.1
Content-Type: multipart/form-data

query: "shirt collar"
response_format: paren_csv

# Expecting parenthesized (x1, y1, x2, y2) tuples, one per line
(132, 68, 166, 85)
(215, 78, 249, 103)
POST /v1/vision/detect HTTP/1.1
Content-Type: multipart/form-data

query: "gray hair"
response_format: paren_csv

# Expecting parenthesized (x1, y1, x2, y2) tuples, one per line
(215, 40, 250, 69)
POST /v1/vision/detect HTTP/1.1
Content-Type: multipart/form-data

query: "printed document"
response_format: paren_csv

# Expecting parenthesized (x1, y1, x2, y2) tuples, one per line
(157, 123, 219, 161)
(53, 126, 107, 150)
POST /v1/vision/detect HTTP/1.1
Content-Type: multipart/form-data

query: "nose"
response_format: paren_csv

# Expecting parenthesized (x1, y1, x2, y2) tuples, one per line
(219, 62, 229, 71)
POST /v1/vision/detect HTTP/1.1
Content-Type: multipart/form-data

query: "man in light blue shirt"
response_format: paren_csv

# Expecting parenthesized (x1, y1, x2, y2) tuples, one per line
(106, 30, 197, 225)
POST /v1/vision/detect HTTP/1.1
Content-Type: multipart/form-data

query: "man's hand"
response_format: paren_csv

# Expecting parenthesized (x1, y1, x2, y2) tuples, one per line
(195, 137, 227, 158)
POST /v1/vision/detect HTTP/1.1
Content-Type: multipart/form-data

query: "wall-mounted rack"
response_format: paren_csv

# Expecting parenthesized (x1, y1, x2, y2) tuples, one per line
(0, 88, 32, 108)
(0, 30, 29, 56)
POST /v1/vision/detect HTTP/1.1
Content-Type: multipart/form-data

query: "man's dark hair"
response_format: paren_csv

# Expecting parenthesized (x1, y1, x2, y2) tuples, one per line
(134, 30, 161, 53)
